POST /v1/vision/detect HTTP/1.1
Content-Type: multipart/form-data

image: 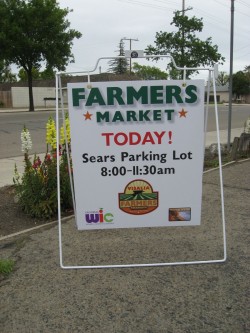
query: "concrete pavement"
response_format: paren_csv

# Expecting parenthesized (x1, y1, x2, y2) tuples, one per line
(0, 154, 46, 187)
(0, 107, 56, 113)
(0, 159, 249, 332)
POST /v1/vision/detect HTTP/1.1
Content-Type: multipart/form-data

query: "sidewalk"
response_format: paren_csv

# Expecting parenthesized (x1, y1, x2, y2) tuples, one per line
(0, 107, 57, 113)
(0, 160, 249, 332)
(0, 154, 45, 187)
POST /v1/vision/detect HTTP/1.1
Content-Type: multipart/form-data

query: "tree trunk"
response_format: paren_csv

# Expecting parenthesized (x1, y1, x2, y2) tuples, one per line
(27, 69, 34, 111)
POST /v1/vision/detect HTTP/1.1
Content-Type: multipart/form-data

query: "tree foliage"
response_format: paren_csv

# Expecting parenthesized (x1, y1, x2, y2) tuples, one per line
(0, 0, 82, 110)
(216, 71, 229, 86)
(40, 66, 55, 80)
(244, 65, 250, 81)
(18, 67, 40, 81)
(108, 39, 129, 75)
(0, 60, 17, 82)
(146, 10, 225, 78)
(233, 70, 250, 100)
(132, 62, 168, 80)
(18, 66, 55, 81)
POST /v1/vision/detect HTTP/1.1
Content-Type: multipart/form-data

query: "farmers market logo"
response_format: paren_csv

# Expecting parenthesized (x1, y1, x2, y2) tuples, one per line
(85, 208, 114, 224)
(119, 179, 158, 215)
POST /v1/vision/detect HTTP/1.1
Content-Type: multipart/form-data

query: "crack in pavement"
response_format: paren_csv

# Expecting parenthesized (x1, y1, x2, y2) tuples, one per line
(203, 181, 250, 191)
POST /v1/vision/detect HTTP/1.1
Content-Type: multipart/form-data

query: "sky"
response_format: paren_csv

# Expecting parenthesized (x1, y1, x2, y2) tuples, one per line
(38, 0, 250, 79)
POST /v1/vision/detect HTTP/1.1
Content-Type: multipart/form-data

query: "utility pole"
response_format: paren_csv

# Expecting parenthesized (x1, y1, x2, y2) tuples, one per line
(228, 0, 235, 151)
(181, 0, 185, 67)
(177, 2, 190, 76)
(122, 37, 139, 74)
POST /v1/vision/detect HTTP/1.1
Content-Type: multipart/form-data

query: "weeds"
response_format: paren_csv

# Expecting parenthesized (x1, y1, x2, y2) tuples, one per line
(0, 259, 14, 276)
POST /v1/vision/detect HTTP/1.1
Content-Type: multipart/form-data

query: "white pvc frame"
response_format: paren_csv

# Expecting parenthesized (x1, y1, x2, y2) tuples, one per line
(55, 54, 226, 269)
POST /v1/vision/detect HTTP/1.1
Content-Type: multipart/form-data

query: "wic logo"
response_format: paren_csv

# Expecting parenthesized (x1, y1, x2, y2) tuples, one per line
(85, 208, 114, 224)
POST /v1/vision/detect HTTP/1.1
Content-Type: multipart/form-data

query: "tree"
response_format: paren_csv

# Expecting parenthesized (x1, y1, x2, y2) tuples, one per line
(232, 71, 250, 101)
(132, 63, 168, 80)
(18, 66, 55, 81)
(40, 66, 55, 80)
(0, 0, 81, 111)
(244, 65, 250, 81)
(108, 39, 129, 75)
(146, 10, 225, 79)
(216, 71, 229, 86)
(18, 67, 40, 81)
(0, 60, 17, 82)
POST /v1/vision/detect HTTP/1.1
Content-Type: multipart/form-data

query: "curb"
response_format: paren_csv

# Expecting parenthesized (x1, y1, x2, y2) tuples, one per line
(0, 108, 56, 114)
(0, 215, 74, 242)
(203, 157, 250, 174)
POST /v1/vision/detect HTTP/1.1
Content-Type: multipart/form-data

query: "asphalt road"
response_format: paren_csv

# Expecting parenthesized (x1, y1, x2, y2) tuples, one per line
(206, 104, 249, 130)
(0, 105, 249, 158)
(0, 110, 59, 158)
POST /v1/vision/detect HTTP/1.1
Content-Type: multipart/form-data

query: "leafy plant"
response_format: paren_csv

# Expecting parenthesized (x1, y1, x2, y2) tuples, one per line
(233, 71, 250, 101)
(13, 115, 73, 219)
(146, 9, 225, 78)
(0, 0, 81, 111)
(132, 62, 168, 80)
(0, 259, 14, 276)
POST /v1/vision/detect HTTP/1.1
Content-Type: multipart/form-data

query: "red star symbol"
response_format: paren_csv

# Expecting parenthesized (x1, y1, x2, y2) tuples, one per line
(83, 111, 93, 120)
(179, 108, 188, 118)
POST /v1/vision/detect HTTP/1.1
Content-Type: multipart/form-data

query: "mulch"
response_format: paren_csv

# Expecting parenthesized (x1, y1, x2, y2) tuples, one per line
(0, 185, 59, 237)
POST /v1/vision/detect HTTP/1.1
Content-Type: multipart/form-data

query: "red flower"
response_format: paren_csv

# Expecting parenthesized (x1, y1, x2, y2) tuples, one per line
(45, 153, 51, 161)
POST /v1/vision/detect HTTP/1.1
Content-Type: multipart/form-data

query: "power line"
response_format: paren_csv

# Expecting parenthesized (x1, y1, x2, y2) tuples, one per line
(237, 0, 250, 9)
(212, 0, 229, 9)
(211, 0, 250, 17)
(234, 43, 250, 52)
(234, 50, 250, 59)
(117, 0, 176, 11)
(151, 0, 179, 5)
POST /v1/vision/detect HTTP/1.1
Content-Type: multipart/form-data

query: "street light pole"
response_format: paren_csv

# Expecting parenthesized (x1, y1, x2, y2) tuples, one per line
(122, 37, 139, 74)
(228, 0, 235, 151)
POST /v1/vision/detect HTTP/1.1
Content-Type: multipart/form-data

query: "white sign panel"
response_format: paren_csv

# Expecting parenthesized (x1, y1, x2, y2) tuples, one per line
(124, 50, 144, 58)
(68, 80, 204, 230)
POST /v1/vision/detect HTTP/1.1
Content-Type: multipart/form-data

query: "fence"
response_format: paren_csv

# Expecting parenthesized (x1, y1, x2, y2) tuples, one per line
(0, 91, 12, 107)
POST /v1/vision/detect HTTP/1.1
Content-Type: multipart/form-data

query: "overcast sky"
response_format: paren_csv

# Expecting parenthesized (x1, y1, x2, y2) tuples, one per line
(58, 0, 249, 79)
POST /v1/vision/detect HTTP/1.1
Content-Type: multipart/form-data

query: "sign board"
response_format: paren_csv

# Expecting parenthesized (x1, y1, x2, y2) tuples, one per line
(124, 50, 144, 58)
(68, 80, 204, 230)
